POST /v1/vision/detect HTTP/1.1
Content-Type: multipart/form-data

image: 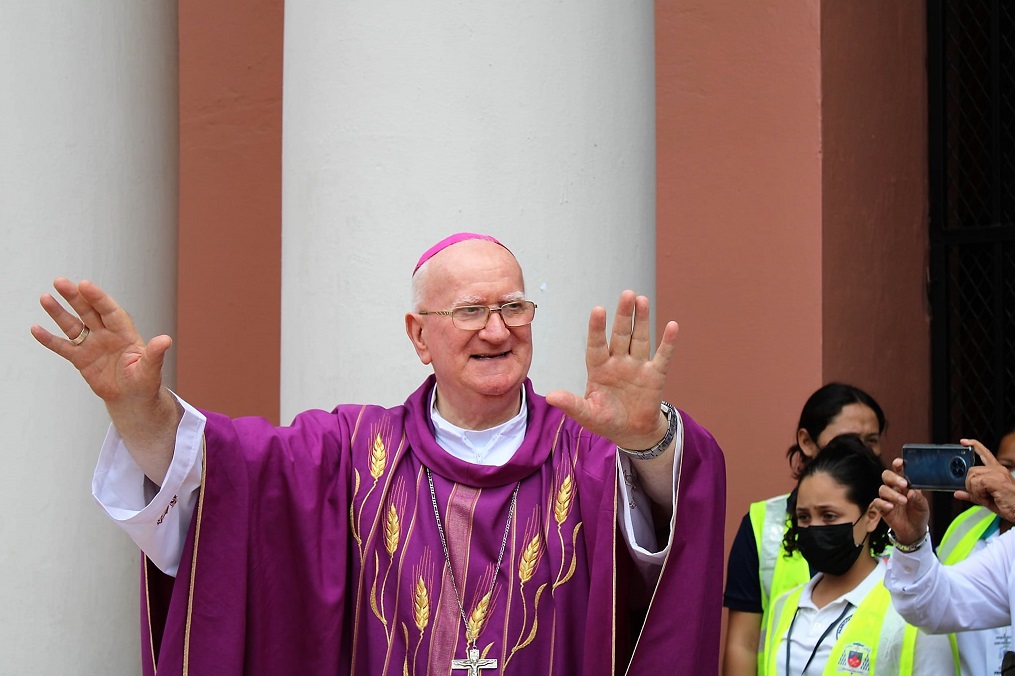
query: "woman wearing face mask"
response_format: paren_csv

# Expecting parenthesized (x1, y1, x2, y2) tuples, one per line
(936, 423, 1015, 676)
(761, 434, 958, 675)
(724, 384, 887, 675)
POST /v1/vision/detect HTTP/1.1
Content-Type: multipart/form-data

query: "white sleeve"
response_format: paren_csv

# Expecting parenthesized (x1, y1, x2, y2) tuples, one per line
(91, 394, 206, 577)
(616, 410, 684, 573)
(885, 529, 1015, 633)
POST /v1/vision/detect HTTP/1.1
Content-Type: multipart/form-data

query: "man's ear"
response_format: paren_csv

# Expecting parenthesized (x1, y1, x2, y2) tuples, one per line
(405, 313, 432, 365)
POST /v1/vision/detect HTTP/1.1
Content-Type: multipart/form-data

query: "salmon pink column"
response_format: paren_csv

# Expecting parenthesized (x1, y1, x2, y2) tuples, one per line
(656, 1, 824, 566)
(176, 0, 284, 422)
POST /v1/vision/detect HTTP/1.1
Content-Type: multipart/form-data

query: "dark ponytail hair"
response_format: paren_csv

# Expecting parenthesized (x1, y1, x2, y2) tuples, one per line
(786, 383, 887, 479)
(783, 433, 890, 556)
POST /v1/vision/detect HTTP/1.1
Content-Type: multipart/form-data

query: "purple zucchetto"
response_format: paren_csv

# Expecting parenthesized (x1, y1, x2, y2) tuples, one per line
(412, 233, 510, 276)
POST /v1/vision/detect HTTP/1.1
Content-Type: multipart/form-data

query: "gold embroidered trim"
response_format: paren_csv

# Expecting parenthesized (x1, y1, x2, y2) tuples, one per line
(143, 558, 156, 674)
(611, 451, 618, 675)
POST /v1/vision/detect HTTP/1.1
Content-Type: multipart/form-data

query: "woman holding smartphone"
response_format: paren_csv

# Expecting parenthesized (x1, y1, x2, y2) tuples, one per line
(761, 434, 957, 675)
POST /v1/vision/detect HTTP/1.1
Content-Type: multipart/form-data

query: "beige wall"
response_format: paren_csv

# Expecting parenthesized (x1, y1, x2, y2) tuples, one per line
(3, 3, 178, 671)
(278, 2, 657, 419)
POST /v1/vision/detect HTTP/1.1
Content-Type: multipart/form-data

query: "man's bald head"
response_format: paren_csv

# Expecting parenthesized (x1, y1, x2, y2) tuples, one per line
(411, 233, 521, 310)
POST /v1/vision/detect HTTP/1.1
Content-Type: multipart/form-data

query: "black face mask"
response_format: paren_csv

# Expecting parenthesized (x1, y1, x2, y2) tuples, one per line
(796, 516, 866, 576)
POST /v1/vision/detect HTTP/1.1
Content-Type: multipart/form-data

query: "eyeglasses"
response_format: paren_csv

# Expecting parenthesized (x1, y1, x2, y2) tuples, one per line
(417, 300, 538, 331)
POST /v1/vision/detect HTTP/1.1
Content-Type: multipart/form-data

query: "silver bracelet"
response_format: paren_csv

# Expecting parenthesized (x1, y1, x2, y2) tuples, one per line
(618, 401, 677, 460)
(887, 527, 928, 553)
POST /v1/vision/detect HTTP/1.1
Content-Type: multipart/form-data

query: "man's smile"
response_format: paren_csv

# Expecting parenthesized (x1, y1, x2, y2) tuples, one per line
(472, 350, 511, 360)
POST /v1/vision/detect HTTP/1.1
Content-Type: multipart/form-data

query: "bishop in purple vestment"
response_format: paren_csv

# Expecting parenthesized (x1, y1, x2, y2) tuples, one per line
(33, 233, 726, 674)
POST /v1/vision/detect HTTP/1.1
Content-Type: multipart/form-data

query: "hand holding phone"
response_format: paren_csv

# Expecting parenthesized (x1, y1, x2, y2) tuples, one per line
(874, 456, 932, 546)
(958, 438, 1015, 523)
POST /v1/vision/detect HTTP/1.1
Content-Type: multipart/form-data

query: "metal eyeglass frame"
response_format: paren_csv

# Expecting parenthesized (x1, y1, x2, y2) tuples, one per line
(417, 300, 538, 330)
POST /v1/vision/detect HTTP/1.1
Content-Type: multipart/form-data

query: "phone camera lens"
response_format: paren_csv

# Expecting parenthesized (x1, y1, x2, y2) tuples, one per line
(950, 456, 967, 478)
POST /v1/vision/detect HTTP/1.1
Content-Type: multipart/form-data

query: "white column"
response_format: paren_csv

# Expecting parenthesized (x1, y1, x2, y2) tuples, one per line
(0, 3, 178, 674)
(281, 2, 656, 418)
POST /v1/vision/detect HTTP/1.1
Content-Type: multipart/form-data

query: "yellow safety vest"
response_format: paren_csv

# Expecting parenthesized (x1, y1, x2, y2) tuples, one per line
(762, 581, 926, 676)
(937, 505, 998, 565)
(751, 494, 812, 664)
(936, 505, 997, 671)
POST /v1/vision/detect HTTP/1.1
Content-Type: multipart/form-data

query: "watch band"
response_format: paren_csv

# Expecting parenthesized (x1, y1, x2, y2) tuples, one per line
(887, 527, 928, 553)
(618, 401, 677, 460)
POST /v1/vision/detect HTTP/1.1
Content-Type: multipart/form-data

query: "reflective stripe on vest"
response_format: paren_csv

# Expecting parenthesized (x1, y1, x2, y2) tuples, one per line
(750, 494, 811, 610)
(936, 506, 996, 671)
(762, 581, 925, 676)
(937, 505, 998, 565)
(751, 494, 812, 670)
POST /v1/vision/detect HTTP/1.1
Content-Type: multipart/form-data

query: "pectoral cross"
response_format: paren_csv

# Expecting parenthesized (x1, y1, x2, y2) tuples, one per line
(451, 647, 497, 675)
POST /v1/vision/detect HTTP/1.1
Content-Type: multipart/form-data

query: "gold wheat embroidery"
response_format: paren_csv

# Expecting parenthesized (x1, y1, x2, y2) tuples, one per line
(411, 549, 434, 672)
(518, 533, 543, 585)
(353, 418, 396, 564)
(465, 590, 492, 644)
(369, 475, 407, 647)
(373, 477, 408, 649)
(350, 469, 363, 547)
(554, 471, 580, 584)
(400, 623, 410, 676)
(369, 552, 387, 628)
(412, 550, 434, 633)
(514, 584, 548, 651)
(413, 575, 430, 631)
(353, 419, 391, 561)
(554, 521, 583, 588)
(369, 432, 387, 480)
(384, 503, 401, 556)
(505, 509, 548, 670)
(554, 474, 573, 525)
(348, 411, 413, 675)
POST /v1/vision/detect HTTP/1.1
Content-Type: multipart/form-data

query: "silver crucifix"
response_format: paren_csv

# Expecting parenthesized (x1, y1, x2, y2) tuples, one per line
(451, 646, 497, 675)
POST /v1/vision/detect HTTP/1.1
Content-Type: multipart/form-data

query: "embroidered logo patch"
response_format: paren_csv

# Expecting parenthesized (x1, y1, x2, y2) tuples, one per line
(837, 642, 872, 674)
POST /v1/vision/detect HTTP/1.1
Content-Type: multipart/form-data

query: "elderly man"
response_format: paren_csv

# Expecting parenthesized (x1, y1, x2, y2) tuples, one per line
(32, 233, 725, 675)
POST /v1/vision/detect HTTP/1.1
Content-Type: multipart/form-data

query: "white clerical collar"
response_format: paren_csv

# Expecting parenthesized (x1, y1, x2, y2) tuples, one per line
(429, 387, 527, 466)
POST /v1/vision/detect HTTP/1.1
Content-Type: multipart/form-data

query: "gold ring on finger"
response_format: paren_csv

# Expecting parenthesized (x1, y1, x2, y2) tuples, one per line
(71, 325, 90, 345)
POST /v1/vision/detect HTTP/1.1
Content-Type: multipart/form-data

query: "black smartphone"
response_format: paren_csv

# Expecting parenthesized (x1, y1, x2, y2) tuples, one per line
(902, 444, 977, 491)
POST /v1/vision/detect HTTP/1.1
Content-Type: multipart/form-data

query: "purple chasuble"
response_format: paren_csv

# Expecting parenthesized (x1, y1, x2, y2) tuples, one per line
(140, 376, 726, 674)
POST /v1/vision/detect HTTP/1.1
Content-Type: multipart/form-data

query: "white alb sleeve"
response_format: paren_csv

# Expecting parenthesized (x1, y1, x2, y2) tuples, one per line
(91, 394, 206, 577)
(884, 528, 1015, 633)
(616, 410, 684, 574)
